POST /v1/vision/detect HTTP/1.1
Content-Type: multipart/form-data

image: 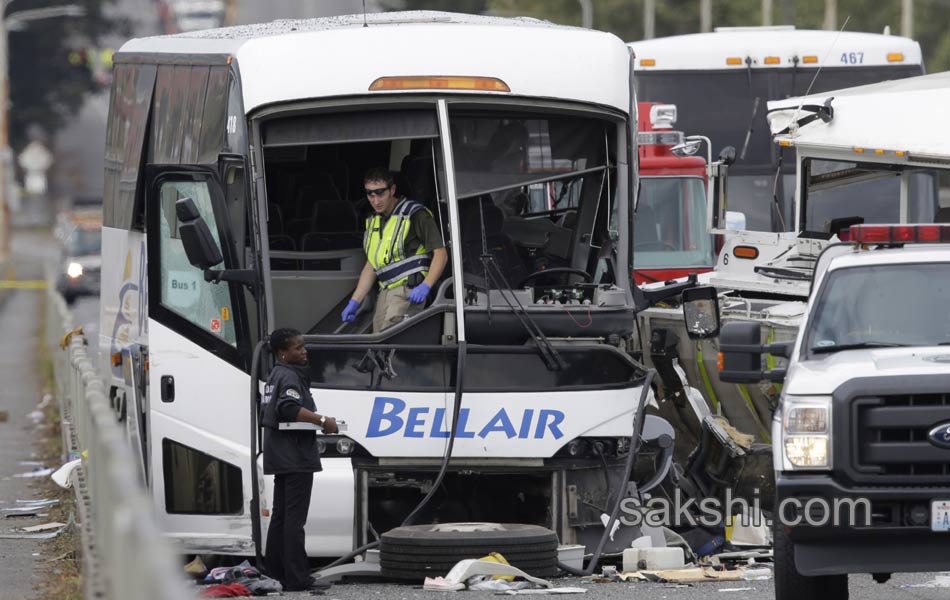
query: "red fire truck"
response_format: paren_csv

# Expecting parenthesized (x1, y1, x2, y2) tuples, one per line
(634, 102, 716, 285)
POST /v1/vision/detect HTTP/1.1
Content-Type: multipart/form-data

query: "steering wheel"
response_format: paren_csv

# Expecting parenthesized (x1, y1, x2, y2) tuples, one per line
(517, 267, 593, 288)
(634, 241, 677, 252)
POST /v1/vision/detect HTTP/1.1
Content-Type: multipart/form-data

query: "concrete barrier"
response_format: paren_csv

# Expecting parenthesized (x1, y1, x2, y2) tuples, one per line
(46, 279, 193, 599)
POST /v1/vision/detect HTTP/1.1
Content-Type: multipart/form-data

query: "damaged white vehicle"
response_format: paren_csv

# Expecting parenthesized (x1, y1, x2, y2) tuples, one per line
(99, 12, 681, 577)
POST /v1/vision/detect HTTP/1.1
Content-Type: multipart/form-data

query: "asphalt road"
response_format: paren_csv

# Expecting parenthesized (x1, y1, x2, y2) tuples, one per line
(0, 231, 58, 600)
(267, 571, 950, 600)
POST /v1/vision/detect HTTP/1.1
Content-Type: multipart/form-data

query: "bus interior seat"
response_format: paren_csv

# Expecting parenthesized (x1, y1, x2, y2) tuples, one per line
(267, 202, 284, 235)
(269, 234, 298, 270)
(460, 196, 528, 288)
(935, 207, 950, 223)
(287, 217, 315, 248)
(311, 200, 363, 254)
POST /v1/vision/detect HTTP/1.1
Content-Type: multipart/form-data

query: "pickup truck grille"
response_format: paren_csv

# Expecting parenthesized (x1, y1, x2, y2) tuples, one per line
(854, 394, 950, 482)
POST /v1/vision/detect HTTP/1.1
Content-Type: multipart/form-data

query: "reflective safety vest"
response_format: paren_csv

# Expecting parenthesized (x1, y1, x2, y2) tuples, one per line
(363, 199, 431, 289)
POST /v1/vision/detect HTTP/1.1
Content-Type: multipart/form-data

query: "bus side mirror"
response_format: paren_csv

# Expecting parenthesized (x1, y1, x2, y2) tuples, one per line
(718, 145, 736, 166)
(176, 197, 224, 270)
(682, 285, 720, 339)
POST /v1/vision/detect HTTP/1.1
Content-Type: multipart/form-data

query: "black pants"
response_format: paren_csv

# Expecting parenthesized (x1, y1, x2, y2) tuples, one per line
(265, 471, 314, 591)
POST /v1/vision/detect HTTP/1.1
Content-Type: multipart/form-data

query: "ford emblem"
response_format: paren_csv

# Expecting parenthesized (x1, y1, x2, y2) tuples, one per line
(928, 423, 950, 449)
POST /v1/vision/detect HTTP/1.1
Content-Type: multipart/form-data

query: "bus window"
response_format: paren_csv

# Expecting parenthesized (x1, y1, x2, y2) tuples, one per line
(803, 159, 938, 231)
(157, 178, 237, 345)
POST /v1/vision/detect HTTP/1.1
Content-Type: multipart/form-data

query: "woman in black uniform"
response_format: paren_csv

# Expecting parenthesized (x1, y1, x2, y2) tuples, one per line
(261, 328, 338, 591)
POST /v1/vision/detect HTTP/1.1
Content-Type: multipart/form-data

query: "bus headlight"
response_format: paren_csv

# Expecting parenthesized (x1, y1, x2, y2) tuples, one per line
(67, 262, 83, 279)
(781, 396, 832, 470)
(336, 438, 354, 455)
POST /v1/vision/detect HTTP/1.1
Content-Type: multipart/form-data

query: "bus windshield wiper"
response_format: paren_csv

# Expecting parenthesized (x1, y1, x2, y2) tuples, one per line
(738, 56, 760, 163)
(476, 201, 566, 371)
(811, 341, 908, 354)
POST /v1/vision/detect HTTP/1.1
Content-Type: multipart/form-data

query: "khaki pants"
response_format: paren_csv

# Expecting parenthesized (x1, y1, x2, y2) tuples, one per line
(373, 284, 424, 332)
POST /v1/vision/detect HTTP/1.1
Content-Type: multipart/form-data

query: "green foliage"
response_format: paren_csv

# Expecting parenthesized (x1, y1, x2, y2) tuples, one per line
(7, 0, 129, 152)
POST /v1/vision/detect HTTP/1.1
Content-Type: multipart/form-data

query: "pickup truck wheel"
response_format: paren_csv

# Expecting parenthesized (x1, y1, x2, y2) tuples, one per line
(773, 519, 848, 600)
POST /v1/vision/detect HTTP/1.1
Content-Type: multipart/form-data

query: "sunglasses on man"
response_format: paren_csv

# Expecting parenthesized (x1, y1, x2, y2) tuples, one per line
(365, 186, 391, 198)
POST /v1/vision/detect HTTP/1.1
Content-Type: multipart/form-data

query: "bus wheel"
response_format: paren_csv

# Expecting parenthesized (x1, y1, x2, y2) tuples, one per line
(379, 523, 558, 580)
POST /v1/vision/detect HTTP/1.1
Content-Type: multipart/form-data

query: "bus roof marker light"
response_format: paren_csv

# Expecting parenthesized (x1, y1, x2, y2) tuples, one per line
(887, 52, 905, 62)
(874, 149, 885, 155)
(895, 150, 907, 157)
(726, 57, 743, 65)
(764, 56, 781, 65)
(649, 104, 677, 129)
(802, 55, 819, 64)
(640, 58, 656, 67)
(368, 76, 510, 92)
(778, 140, 793, 147)
(853, 147, 865, 154)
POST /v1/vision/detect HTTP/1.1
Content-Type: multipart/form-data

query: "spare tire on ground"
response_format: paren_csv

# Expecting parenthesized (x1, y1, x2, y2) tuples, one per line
(379, 522, 559, 580)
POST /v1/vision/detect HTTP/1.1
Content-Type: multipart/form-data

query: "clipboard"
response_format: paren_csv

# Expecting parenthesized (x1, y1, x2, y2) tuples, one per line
(278, 420, 348, 432)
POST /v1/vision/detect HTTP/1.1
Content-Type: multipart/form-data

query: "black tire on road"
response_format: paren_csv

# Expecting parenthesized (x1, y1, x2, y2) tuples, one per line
(773, 518, 848, 600)
(379, 523, 559, 580)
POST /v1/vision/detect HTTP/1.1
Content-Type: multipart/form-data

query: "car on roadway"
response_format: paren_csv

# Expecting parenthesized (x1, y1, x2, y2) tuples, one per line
(56, 220, 102, 304)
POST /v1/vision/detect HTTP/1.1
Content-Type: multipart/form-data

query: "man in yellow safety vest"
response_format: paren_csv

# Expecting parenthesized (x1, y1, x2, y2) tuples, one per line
(341, 167, 448, 332)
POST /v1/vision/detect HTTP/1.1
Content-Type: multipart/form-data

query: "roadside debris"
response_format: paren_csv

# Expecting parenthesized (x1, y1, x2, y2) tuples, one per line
(422, 557, 583, 593)
(20, 522, 67, 532)
(13, 466, 54, 478)
(51, 459, 82, 489)
(0, 512, 75, 540)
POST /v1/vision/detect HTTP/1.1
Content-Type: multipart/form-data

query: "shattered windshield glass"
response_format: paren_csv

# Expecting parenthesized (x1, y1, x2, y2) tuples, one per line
(449, 111, 618, 288)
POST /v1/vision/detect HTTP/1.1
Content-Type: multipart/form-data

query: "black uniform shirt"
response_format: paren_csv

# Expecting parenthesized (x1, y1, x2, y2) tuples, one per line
(261, 362, 323, 475)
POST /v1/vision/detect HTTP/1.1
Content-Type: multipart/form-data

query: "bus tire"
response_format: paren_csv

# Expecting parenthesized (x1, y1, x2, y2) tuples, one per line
(379, 523, 559, 579)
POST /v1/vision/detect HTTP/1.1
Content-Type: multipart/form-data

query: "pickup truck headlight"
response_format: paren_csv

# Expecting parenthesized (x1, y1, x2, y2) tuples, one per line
(66, 262, 83, 279)
(781, 396, 832, 470)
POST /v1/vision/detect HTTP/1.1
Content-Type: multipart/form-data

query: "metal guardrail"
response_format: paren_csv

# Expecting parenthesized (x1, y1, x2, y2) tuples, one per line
(45, 281, 193, 599)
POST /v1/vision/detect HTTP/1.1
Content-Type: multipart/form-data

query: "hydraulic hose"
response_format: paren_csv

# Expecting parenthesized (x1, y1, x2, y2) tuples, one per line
(315, 339, 468, 574)
(557, 369, 656, 576)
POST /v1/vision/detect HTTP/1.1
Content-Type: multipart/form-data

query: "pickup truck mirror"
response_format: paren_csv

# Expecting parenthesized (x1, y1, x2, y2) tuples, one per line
(176, 197, 224, 270)
(718, 321, 790, 383)
(682, 285, 720, 339)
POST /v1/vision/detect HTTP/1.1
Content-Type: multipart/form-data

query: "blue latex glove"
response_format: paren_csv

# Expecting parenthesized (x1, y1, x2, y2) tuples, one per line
(407, 282, 431, 304)
(341, 299, 360, 322)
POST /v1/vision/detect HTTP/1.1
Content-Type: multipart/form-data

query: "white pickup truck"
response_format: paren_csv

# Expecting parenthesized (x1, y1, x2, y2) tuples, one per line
(714, 223, 950, 600)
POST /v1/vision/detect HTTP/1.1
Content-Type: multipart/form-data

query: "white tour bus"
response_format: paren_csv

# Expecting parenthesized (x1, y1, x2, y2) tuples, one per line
(99, 12, 660, 563)
(630, 26, 924, 233)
